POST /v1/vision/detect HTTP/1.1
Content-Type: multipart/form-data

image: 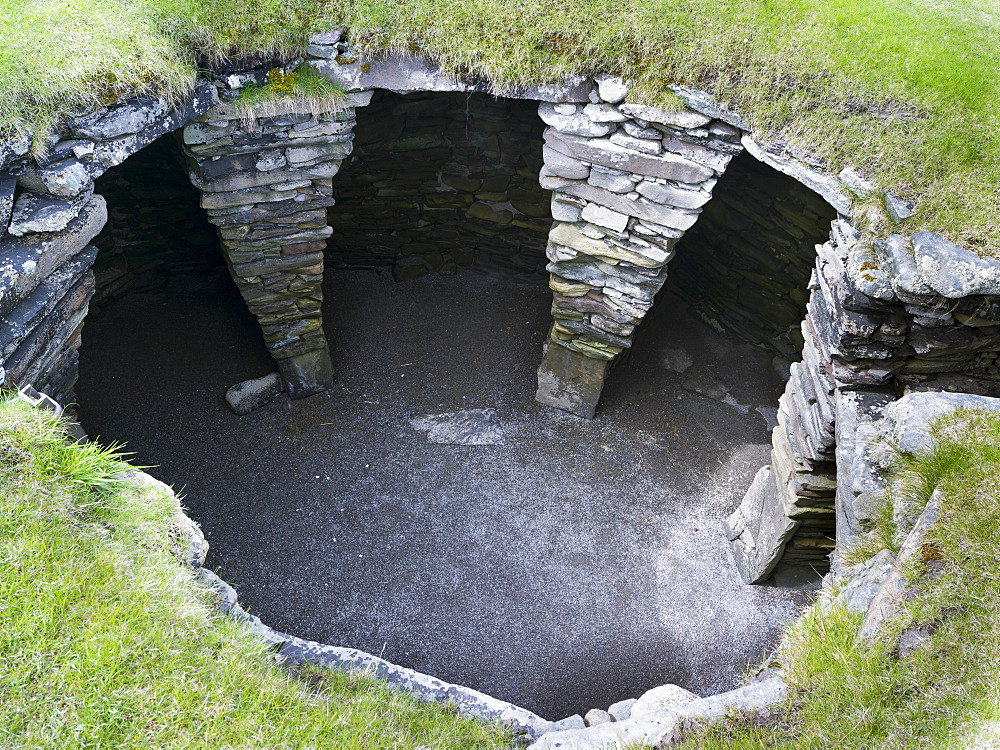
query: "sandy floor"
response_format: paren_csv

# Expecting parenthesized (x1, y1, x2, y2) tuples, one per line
(77, 267, 815, 720)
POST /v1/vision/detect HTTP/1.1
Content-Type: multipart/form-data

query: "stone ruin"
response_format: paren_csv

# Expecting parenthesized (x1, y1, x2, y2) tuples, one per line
(4, 29, 1000, 734)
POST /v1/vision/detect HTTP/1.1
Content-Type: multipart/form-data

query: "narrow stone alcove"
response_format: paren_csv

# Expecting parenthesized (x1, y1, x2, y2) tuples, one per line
(88, 136, 225, 317)
(326, 90, 551, 281)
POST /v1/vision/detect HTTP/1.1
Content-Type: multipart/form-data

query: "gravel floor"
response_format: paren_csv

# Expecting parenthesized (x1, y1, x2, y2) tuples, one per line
(76, 267, 816, 720)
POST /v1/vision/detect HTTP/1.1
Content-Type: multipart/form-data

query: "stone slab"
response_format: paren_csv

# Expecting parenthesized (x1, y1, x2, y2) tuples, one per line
(724, 465, 802, 584)
(535, 341, 611, 418)
(409, 408, 504, 445)
(0, 194, 106, 317)
(740, 135, 852, 215)
(544, 130, 715, 183)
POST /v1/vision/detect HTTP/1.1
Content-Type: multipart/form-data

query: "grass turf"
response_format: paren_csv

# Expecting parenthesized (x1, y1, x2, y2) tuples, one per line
(0, 395, 513, 748)
(0, 0, 998, 253)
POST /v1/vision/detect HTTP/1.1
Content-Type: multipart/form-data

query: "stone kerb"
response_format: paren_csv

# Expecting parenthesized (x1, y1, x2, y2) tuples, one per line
(179, 87, 375, 398)
(0, 83, 218, 405)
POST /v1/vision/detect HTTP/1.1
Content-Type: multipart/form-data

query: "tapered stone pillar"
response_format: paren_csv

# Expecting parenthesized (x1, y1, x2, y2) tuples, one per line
(182, 95, 367, 397)
(533, 83, 744, 417)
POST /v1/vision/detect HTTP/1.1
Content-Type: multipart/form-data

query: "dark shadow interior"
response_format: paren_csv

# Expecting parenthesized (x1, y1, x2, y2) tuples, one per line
(89, 135, 224, 318)
(326, 91, 551, 281)
(664, 152, 838, 359)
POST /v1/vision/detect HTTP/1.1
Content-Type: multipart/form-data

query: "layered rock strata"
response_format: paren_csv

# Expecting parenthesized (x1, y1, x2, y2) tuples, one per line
(0, 83, 218, 405)
(180, 91, 371, 397)
(727, 218, 1000, 582)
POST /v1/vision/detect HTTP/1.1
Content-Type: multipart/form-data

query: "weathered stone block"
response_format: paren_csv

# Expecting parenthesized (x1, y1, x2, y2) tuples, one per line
(278, 346, 335, 399)
(225, 372, 284, 415)
(535, 341, 611, 418)
(724, 465, 801, 584)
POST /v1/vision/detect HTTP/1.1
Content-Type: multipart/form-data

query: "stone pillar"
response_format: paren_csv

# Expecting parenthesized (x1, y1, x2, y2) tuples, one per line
(182, 96, 367, 398)
(533, 79, 744, 417)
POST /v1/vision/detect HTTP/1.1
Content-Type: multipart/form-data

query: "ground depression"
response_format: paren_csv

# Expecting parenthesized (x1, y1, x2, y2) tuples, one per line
(76, 267, 812, 719)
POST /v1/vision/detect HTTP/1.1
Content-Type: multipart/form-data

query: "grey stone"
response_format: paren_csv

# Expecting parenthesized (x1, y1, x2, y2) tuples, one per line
(539, 103, 616, 137)
(635, 180, 712, 209)
(7, 189, 92, 236)
(277, 347, 335, 399)
(550, 197, 583, 222)
(882, 392, 1000, 456)
(72, 98, 170, 139)
(0, 194, 106, 317)
(530, 677, 786, 749)
(609, 132, 661, 155)
(839, 167, 875, 198)
(0, 245, 96, 357)
(631, 684, 699, 718)
(19, 159, 92, 198)
(668, 85, 750, 130)
(584, 708, 613, 727)
(596, 75, 629, 104)
(225, 372, 284, 415)
(876, 234, 932, 297)
(741, 135, 852, 215)
(587, 166, 636, 193)
(0, 130, 32, 172)
(662, 137, 736, 172)
(313, 53, 591, 102)
(912, 230, 1000, 298)
(859, 489, 943, 640)
(607, 698, 637, 722)
(621, 121, 661, 140)
(410, 408, 504, 445)
(541, 145, 591, 179)
(558, 181, 701, 233)
(619, 103, 711, 129)
(545, 130, 714, 183)
(0, 174, 16, 238)
(550, 714, 586, 731)
(309, 29, 343, 45)
(833, 549, 895, 613)
(885, 191, 915, 224)
(725, 466, 802, 584)
(536, 342, 612, 418)
(583, 103, 628, 123)
(581, 203, 629, 233)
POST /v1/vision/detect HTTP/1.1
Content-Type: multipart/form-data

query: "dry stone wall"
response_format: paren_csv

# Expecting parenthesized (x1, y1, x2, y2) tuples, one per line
(326, 91, 551, 281)
(5, 37, 1000, 590)
(726, 216, 1000, 582)
(90, 136, 222, 314)
(667, 152, 837, 357)
(179, 83, 375, 397)
(0, 82, 218, 405)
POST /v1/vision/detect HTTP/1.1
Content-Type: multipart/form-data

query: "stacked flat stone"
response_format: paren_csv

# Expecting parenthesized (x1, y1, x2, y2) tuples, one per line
(0, 84, 217, 405)
(668, 155, 836, 357)
(326, 91, 550, 281)
(181, 92, 370, 397)
(727, 215, 1000, 583)
(532, 81, 744, 416)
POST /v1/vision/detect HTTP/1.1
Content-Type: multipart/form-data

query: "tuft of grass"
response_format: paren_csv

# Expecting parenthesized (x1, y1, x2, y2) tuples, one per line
(232, 63, 346, 126)
(0, 394, 512, 748)
(680, 407, 1000, 748)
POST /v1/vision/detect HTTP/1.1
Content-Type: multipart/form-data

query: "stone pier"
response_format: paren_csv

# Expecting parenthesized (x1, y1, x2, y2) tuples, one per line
(180, 94, 370, 397)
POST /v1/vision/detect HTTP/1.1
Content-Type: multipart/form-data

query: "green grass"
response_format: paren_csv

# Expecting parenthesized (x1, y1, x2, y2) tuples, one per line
(680, 408, 1000, 748)
(0, 0, 998, 253)
(0, 395, 512, 748)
